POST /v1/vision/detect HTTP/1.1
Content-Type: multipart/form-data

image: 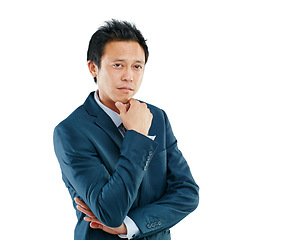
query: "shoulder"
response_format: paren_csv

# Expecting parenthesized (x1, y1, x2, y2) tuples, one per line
(53, 103, 95, 153)
(147, 103, 171, 129)
(55, 105, 87, 132)
(142, 101, 170, 130)
(141, 101, 167, 119)
(54, 92, 96, 133)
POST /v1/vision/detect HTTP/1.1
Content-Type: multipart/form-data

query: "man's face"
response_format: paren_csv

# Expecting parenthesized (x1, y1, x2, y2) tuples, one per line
(95, 41, 145, 111)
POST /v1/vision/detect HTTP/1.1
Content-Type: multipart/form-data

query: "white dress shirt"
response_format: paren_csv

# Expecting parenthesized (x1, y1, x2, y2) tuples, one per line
(94, 91, 140, 239)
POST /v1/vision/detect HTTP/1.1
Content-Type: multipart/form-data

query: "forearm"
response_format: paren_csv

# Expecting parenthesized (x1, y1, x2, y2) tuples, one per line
(128, 142, 199, 238)
(54, 127, 158, 228)
(90, 131, 158, 227)
(128, 182, 199, 238)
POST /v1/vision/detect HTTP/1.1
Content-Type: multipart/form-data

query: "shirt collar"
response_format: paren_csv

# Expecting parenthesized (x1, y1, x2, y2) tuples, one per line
(94, 90, 122, 127)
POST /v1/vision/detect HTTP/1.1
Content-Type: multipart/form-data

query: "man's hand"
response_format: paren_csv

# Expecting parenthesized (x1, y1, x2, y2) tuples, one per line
(115, 99, 153, 136)
(74, 198, 127, 235)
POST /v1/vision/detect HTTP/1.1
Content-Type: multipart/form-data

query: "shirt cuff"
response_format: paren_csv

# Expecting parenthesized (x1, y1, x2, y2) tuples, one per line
(118, 216, 140, 239)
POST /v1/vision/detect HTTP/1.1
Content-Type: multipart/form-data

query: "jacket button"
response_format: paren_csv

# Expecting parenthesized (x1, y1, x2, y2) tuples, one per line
(147, 223, 151, 229)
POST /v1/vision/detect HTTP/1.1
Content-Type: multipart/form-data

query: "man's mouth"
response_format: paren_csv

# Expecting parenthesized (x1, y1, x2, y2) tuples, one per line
(117, 87, 134, 92)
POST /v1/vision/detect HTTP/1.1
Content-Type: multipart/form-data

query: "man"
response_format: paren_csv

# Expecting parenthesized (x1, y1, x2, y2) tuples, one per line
(53, 19, 199, 240)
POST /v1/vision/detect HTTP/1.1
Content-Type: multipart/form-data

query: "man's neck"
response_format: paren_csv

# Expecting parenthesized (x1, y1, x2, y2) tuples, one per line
(97, 91, 120, 114)
(94, 91, 122, 127)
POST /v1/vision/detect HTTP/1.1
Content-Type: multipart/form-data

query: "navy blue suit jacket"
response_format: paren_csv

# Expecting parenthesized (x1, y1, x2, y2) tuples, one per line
(53, 92, 199, 239)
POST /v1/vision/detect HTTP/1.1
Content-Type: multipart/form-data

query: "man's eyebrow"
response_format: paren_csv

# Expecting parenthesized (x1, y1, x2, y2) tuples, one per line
(135, 60, 145, 64)
(112, 59, 145, 64)
(112, 58, 125, 62)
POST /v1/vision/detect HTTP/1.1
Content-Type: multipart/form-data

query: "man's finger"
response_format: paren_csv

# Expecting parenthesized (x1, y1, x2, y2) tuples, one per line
(90, 222, 103, 229)
(115, 102, 127, 115)
(76, 205, 95, 217)
(74, 197, 90, 210)
(84, 216, 102, 224)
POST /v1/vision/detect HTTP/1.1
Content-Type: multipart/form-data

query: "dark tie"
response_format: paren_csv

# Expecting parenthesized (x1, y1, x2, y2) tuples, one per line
(118, 123, 126, 137)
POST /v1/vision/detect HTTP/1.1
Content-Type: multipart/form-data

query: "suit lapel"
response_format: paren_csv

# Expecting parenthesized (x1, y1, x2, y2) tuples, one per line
(84, 92, 123, 149)
(94, 115, 123, 149)
(84, 92, 143, 208)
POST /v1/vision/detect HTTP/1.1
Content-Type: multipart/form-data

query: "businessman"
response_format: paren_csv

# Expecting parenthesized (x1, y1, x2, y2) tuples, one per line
(53, 19, 199, 240)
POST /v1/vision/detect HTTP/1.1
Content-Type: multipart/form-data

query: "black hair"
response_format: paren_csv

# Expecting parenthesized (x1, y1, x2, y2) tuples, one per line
(87, 19, 149, 83)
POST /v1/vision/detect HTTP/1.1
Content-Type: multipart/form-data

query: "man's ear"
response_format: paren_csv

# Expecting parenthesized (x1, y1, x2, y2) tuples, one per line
(87, 61, 98, 79)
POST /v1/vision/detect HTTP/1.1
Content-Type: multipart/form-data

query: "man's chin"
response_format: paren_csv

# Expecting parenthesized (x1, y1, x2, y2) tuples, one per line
(117, 97, 133, 104)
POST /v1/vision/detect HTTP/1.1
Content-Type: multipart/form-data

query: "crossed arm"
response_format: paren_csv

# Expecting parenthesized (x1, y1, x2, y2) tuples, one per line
(74, 132, 199, 238)
(75, 197, 127, 235)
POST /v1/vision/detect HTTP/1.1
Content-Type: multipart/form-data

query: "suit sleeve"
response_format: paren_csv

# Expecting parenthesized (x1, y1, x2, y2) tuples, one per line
(53, 125, 158, 228)
(128, 111, 199, 239)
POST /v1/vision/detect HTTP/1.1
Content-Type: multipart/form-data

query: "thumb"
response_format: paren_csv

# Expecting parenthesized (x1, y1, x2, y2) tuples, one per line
(115, 102, 126, 115)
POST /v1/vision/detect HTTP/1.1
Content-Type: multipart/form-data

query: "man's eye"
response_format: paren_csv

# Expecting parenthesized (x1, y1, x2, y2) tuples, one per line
(134, 65, 142, 69)
(113, 64, 122, 68)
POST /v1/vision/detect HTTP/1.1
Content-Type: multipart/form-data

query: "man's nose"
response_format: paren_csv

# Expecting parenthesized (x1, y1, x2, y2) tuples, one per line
(121, 67, 134, 81)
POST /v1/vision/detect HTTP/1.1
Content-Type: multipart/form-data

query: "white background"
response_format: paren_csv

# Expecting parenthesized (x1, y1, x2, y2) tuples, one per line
(1, 0, 299, 239)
